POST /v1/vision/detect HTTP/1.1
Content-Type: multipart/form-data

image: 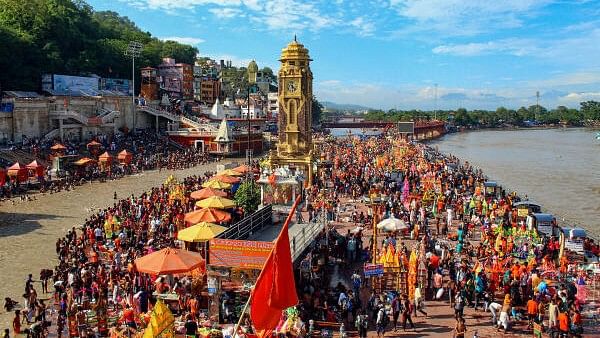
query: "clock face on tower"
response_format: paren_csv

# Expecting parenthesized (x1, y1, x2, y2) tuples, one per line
(286, 80, 297, 93)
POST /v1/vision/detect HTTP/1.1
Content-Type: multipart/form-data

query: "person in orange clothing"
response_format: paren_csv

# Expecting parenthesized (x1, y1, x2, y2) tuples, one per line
(526, 296, 538, 328)
(557, 311, 569, 336)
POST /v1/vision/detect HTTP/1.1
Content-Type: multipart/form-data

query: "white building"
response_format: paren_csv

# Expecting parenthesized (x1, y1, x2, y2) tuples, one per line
(267, 92, 278, 119)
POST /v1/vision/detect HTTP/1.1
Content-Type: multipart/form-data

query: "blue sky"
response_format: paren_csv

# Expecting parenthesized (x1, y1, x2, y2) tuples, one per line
(87, 0, 600, 110)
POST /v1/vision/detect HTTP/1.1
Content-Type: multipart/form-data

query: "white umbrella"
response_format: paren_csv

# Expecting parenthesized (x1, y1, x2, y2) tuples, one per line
(377, 215, 409, 232)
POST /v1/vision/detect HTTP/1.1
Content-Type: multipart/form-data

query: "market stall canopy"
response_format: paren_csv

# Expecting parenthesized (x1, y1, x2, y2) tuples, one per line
(211, 174, 241, 184)
(217, 169, 243, 177)
(190, 188, 227, 200)
(26, 160, 45, 177)
(50, 143, 66, 151)
(195, 196, 235, 209)
(377, 215, 409, 232)
(98, 151, 113, 162)
(134, 247, 206, 275)
(7, 162, 28, 181)
(74, 157, 95, 166)
(177, 222, 228, 242)
(117, 150, 133, 164)
(202, 180, 231, 190)
(184, 208, 232, 224)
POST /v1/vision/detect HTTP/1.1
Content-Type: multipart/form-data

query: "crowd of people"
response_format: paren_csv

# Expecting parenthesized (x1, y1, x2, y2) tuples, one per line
(2, 129, 596, 338)
(287, 133, 595, 337)
(0, 131, 214, 200)
(4, 164, 252, 338)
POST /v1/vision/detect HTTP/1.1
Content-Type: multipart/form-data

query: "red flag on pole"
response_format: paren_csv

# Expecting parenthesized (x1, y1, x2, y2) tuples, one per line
(250, 196, 300, 334)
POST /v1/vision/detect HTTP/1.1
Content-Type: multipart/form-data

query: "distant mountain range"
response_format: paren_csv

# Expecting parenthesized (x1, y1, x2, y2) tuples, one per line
(321, 101, 372, 112)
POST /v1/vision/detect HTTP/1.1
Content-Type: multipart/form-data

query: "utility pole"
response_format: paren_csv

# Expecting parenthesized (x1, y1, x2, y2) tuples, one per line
(536, 91, 540, 121)
(125, 41, 143, 131)
(434, 83, 438, 120)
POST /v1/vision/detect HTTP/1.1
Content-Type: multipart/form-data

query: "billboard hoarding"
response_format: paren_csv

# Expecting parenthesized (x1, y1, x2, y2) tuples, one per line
(101, 78, 132, 94)
(209, 238, 273, 269)
(53, 75, 99, 93)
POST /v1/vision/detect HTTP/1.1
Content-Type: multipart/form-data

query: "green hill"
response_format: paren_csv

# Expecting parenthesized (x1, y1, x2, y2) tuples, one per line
(0, 0, 198, 91)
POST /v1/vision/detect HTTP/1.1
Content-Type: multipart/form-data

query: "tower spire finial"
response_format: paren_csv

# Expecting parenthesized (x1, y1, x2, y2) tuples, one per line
(294, 34, 297, 42)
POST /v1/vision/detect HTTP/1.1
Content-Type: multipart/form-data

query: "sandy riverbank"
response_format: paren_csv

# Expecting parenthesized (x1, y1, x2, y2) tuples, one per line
(0, 159, 240, 328)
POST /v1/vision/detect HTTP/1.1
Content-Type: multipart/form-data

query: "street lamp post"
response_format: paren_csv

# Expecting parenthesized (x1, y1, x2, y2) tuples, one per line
(246, 61, 258, 169)
(125, 41, 143, 131)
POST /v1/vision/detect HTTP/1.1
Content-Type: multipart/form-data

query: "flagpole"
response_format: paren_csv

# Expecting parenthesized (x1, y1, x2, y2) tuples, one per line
(233, 294, 252, 335)
(232, 196, 302, 336)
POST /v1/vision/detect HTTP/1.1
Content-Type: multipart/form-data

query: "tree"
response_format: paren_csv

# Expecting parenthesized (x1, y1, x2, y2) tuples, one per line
(234, 180, 261, 215)
(0, 0, 199, 91)
(311, 96, 324, 126)
(580, 100, 600, 120)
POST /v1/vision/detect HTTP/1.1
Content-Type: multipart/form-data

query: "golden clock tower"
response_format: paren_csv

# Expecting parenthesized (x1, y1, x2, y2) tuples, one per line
(268, 37, 316, 185)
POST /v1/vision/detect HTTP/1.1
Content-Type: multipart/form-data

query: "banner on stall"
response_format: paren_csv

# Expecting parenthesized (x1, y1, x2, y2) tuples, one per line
(517, 207, 529, 217)
(364, 263, 384, 277)
(209, 238, 274, 269)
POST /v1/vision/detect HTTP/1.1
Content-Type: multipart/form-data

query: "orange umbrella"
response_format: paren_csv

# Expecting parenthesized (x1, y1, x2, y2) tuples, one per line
(233, 164, 258, 174)
(87, 140, 102, 148)
(50, 143, 66, 151)
(134, 247, 205, 275)
(74, 157, 95, 166)
(190, 188, 227, 200)
(184, 208, 232, 224)
(211, 174, 241, 184)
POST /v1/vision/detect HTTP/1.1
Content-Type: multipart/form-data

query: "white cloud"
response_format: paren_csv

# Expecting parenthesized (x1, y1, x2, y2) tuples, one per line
(390, 0, 551, 36)
(160, 36, 205, 45)
(433, 38, 539, 56)
(559, 92, 600, 103)
(209, 7, 242, 19)
(349, 17, 376, 37)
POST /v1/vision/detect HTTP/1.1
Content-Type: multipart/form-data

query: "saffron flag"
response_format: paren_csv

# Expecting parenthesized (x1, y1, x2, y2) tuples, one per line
(143, 299, 174, 338)
(250, 197, 300, 334)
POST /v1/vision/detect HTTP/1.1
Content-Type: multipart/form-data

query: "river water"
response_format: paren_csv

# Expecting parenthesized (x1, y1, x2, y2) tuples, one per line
(430, 128, 600, 238)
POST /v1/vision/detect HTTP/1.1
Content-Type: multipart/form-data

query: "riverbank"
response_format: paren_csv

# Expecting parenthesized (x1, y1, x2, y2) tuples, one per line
(429, 128, 600, 240)
(0, 159, 242, 328)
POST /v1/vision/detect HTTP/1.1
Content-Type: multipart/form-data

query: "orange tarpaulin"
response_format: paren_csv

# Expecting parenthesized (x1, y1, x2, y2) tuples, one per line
(184, 208, 231, 224)
(134, 247, 206, 275)
(190, 188, 227, 200)
(26, 160, 45, 177)
(210, 174, 241, 184)
(117, 150, 133, 164)
(7, 162, 28, 182)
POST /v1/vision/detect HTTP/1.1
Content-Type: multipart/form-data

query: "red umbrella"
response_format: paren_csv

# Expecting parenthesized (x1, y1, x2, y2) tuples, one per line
(134, 247, 205, 275)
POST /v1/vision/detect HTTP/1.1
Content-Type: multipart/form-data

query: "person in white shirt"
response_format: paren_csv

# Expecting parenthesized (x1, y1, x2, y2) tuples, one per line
(488, 302, 502, 326)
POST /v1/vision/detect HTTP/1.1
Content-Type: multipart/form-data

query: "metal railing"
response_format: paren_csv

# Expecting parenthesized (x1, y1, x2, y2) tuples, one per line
(290, 219, 324, 261)
(218, 205, 273, 240)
